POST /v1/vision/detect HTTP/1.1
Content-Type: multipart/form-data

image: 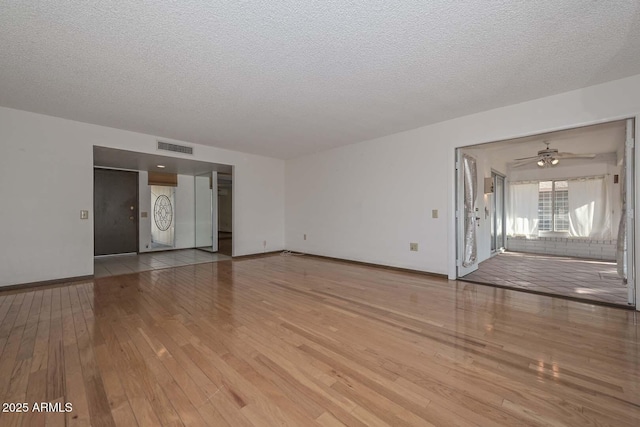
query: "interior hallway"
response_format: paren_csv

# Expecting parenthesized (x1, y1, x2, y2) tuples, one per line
(463, 251, 628, 306)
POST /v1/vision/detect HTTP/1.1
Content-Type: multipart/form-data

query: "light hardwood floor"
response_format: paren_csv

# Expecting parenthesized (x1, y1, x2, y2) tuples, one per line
(0, 255, 638, 426)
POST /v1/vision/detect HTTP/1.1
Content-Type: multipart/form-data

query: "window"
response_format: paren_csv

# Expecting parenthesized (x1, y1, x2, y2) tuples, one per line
(538, 180, 569, 232)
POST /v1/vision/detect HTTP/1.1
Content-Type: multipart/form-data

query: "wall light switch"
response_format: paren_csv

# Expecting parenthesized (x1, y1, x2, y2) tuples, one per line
(80, 210, 89, 220)
(410, 243, 418, 251)
(432, 209, 438, 219)
(141, 212, 148, 218)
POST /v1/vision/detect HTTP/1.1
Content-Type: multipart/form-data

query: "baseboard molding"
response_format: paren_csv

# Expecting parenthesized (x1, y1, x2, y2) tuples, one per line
(231, 250, 282, 260)
(0, 274, 95, 294)
(297, 252, 448, 279)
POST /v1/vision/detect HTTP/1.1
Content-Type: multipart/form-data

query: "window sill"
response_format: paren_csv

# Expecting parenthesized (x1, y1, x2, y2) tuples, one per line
(538, 231, 570, 238)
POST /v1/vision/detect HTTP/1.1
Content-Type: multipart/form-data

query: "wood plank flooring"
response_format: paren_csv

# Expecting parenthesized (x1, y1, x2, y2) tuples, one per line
(0, 254, 638, 426)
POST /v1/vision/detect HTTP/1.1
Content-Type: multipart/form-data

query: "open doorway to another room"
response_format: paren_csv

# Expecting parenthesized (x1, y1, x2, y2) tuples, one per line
(93, 146, 233, 277)
(456, 119, 635, 307)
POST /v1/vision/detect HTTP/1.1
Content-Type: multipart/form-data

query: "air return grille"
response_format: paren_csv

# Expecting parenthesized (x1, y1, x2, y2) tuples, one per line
(157, 141, 193, 155)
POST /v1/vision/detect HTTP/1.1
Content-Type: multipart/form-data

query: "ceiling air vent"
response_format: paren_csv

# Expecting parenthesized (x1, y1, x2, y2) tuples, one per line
(157, 141, 193, 155)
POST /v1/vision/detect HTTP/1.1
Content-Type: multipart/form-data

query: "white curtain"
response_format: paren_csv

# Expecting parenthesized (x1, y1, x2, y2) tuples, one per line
(568, 178, 611, 238)
(507, 182, 539, 237)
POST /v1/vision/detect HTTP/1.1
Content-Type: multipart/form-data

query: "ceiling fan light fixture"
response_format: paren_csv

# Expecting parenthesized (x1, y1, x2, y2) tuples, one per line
(514, 141, 595, 169)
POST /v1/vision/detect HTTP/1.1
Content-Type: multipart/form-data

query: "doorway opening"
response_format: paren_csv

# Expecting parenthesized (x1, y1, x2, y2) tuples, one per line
(93, 146, 234, 266)
(455, 119, 635, 307)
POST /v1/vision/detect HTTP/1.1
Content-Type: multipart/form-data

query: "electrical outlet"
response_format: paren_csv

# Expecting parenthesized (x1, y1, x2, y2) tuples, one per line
(432, 209, 438, 219)
(263, 240, 267, 247)
(410, 243, 418, 251)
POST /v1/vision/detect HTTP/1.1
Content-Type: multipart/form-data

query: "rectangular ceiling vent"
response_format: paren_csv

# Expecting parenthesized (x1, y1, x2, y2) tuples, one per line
(157, 141, 193, 155)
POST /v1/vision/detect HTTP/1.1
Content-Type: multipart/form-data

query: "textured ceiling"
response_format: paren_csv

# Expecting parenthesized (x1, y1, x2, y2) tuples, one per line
(1, 1, 640, 159)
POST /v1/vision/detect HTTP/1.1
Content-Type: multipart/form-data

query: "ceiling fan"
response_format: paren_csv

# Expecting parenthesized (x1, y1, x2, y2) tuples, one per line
(511, 142, 596, 168)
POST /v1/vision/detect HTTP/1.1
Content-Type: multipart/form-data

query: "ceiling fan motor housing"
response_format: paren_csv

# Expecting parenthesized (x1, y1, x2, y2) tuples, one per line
(538, 147, 559, 157)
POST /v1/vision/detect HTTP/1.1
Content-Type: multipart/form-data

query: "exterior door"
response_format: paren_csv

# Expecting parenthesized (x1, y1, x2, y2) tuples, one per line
(457, 150, 479, 276)
(94, 168, 139, 255)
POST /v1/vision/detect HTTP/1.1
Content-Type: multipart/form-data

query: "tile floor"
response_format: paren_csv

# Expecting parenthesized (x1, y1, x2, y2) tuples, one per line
(94, 249, 231, 278)
(463, 251, 630, 306)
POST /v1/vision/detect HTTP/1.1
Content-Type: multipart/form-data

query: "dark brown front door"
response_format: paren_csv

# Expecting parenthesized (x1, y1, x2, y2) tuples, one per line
(94, 169, 138, 255)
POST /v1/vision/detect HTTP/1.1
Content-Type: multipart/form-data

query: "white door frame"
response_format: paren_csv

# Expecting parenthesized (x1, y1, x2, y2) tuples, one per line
(491, 171, 506, 254)
(626, 119, 635, 306)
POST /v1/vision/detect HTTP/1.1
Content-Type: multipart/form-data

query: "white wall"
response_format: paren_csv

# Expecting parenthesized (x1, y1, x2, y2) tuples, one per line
(0, 107, 285, 287)
(139, 173, 196, 252)
(0, 120, 94, 285)
(285, 73, 640, 304)
(287, 136, 450, 272)
(175, 175, 196, 249)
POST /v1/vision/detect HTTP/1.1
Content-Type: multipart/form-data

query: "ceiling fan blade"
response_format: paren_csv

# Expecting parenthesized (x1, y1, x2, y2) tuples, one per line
(513, 155, 539, 161)
(511, 159, 537, 168)
(557, 153, 596, 159)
